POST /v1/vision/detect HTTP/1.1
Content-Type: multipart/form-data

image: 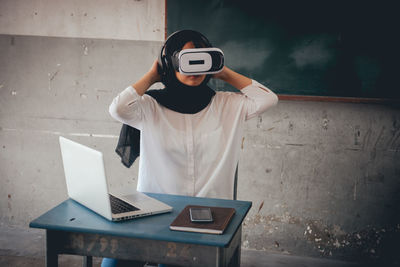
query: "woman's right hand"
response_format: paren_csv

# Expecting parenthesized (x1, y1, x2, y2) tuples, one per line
(132, 59, 162, 96)
(147, 59, 161, 85)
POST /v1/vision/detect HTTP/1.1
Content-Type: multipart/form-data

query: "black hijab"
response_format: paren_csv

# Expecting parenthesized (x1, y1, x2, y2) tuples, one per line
(115, 30, 216, 167)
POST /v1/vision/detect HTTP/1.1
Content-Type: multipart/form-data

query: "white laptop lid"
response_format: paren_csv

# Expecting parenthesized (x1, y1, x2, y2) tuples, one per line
(59, 136, 113, 220)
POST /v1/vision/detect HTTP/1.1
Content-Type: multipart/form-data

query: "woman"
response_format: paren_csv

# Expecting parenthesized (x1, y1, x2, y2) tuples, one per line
(104, 30, 278, 267)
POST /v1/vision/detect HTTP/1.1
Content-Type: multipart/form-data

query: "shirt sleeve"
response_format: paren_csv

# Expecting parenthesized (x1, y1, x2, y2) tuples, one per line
(241, 80, 278, 121)
(109, 85, 148, 130)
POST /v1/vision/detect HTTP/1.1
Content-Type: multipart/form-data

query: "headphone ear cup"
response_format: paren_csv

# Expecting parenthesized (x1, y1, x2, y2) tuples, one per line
(158, 54, 171, 84)
(158, 46, 170, 79)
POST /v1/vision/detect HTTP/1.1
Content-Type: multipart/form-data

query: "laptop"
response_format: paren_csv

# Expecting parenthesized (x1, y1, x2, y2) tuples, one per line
(59, 136, 172, 221)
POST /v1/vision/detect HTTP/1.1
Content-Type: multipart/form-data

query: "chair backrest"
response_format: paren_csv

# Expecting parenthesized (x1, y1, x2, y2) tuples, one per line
(233, 164, 238, 200)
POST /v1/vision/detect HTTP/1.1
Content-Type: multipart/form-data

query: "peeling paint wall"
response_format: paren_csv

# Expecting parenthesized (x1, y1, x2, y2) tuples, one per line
(1, 1, 399, 265)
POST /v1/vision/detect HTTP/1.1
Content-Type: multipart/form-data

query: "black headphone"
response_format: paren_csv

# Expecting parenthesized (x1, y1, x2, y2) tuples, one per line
(158, 30, 212, 83)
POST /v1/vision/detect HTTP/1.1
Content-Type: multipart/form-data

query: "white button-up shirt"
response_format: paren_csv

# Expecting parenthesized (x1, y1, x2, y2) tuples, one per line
(109, 80, 278, 199)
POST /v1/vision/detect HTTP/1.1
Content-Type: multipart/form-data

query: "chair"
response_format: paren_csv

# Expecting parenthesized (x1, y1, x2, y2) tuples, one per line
(233, 163, 238, 200)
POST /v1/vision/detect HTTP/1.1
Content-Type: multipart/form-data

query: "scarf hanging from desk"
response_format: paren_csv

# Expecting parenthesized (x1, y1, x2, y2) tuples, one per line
(115, 78, 215, 168)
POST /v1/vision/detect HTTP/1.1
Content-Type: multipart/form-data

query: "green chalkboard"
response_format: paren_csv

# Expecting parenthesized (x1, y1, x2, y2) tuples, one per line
(167, 0, 399, 99)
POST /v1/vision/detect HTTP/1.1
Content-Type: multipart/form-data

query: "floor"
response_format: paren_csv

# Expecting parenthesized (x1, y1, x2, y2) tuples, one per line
(0, 224, 384, 267)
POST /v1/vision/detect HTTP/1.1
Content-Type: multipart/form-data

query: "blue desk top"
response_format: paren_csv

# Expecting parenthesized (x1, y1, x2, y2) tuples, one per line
(30, 193, 252, 247)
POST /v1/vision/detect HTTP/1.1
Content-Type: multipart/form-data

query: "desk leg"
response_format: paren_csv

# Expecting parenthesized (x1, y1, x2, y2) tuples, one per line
(46, 230, 58, 267)
(229, 226, 242, 267)
(83, 256, 93, 267)
(217, 226, 242, 267)
(232, 225, 242, 267)
(230, 245, 241, 267)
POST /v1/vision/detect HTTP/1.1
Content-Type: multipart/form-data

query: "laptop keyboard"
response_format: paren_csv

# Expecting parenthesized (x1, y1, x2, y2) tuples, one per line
(109, 194, 140, 214)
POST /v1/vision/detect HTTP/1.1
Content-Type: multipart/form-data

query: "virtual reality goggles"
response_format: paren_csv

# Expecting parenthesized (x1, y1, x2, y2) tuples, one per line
(172, 48, 224, 75)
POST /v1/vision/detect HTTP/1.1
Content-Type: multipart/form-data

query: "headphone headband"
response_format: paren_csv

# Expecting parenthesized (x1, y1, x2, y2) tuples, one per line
(162, 30, 211, 56)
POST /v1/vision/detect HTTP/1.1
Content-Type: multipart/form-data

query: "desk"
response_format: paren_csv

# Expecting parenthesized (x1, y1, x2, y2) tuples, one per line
(30, 193, 252, 267)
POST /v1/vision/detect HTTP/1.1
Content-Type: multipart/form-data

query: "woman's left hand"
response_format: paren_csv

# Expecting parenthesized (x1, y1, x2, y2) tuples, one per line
(212, 66, 252, 90)
(212, 66, 227, 81)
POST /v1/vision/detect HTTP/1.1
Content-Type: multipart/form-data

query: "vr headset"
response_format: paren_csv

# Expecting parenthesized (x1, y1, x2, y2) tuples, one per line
(173, 47, 224, 75)
(158, 30, 224, 80)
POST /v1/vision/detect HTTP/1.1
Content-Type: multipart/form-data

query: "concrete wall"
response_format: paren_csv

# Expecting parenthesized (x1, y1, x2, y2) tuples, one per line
(239, 101, 400, 262)
(1, 0, 399, 265)
(0, 0, 165, 233)
(0, 0, 164, 41)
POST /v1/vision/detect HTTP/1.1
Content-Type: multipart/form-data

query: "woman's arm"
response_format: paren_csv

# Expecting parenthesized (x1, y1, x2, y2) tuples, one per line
(213, 66, 278, 120)
(109, 60, 160, 127)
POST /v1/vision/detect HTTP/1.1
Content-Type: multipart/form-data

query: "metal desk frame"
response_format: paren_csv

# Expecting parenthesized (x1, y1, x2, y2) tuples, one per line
(45, 226, 242, 266)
